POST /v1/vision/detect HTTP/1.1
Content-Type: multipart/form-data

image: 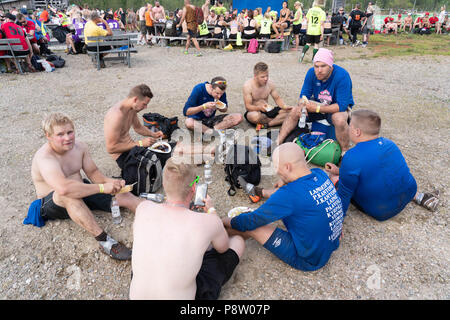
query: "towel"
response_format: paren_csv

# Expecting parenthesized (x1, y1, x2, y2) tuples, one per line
(23, 199, 45, 228)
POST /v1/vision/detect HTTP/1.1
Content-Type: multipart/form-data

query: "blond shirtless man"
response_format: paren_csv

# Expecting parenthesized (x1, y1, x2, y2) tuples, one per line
(129, 158, 245, 300)
(104, 84, 215, 178)
(243, 62, 292, 130)
(30, 113, 141, 260)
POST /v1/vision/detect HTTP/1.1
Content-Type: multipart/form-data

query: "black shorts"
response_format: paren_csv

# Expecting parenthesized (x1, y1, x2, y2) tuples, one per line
(228, 33, 237, 39)
(146, 25, 155, 35)
(259, 33, 270, 39)
(293, 24, 302, 35)
(7, 49, 30, 56)
(188, 29, 198, 38)
(324, 28, 332, 34)
(195, 248, 240, 300)
(213, 32, 223, 39)
(306, 34, 321, 44)
(242, 32, 257, 39)
(86, 45, 111, 52)
(201, 114, 228, 129)
(244, 106, 281, 126)
(40, 180, 112, 221)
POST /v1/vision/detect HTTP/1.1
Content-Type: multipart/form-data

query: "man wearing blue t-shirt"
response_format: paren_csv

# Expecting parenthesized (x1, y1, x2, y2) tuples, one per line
(277, 48, 354, 152)
(222, 142, 344, 271)
(325, 109, 440, 221)
(183, 77, 243, 136)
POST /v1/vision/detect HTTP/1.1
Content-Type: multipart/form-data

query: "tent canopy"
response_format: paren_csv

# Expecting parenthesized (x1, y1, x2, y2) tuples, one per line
(232, 0, 285, 13)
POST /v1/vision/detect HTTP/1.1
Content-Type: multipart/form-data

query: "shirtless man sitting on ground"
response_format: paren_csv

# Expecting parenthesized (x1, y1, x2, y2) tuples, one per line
(243, 62, 292, 130)
(30, 113, 141, 260)
(104, 84, 215, 174)
(129, 158, 245, 300)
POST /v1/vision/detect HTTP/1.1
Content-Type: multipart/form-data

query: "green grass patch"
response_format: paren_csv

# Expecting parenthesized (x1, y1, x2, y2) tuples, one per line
(369, 33, 450, 58)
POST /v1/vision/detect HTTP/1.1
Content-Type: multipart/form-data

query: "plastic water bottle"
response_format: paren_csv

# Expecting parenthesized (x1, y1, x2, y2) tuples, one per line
(204, 160, 212, 185)
(298, 107, 307, 128)
(139, 193, 165, 203)
(110, 196, 122, 224)
(238, 176, 256, 196)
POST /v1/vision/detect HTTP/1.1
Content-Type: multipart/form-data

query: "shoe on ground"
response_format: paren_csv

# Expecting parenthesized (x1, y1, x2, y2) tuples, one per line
(194, 52, 203, 57)
(256, 123, 269, 131)
(100, 59, 106, 68)
(420, 192, 440, 212)
(99, 235, 132, 260)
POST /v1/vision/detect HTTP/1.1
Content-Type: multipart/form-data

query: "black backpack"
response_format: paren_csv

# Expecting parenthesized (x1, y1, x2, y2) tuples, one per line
(121, 147, 163, 195)
(165, 19, 177, 36)
(224, 144, 261, 196)
(265, 41, 282, 53)
(46, 55, 65, 68)
(143, 112, 179, 141)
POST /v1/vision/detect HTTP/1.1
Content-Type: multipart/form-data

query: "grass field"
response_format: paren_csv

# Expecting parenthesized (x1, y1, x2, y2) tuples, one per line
(368, 33, 450, 57)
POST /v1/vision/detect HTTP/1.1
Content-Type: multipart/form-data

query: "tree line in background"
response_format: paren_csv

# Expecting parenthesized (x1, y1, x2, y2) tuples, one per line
(70, 0, 447, 12)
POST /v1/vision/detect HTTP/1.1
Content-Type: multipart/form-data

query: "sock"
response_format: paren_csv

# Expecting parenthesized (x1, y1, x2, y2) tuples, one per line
(312, 48, 319, 59)
(302, 44, 309, 54)
(95, 231, 108, 242)
(414, 192, 424, 205)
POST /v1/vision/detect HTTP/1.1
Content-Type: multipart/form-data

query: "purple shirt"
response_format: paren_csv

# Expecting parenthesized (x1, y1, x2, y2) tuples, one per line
(73, 19, 86, 42)
(98, 19, 121, 30)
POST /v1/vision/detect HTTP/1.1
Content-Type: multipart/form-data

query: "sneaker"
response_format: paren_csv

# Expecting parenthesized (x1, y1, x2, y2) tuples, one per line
(255, 123, 268, 131)
(182, 50, 188, 54)
(194, 52, 203, 57)
(99, 235, 132, 260)
(419, 192, 440, 212)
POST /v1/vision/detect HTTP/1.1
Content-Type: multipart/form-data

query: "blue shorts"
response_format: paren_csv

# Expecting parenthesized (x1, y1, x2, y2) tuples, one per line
(263, 228, 315, 271)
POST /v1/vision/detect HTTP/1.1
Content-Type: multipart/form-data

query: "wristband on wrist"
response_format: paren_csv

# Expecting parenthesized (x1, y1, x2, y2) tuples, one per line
(202, 104, 207, 110)
(207, 207, 216, 214)
(99, 184, 104, 194)
(138, 140, 143, 147)
(316, 105, 321, 113)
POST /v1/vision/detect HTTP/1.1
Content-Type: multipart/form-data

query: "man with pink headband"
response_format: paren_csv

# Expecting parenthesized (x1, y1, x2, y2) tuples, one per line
(277, 48, 354, 152)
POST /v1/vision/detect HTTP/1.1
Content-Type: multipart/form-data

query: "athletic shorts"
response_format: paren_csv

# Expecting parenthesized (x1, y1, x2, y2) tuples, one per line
(195, 248, 240, 300)
(293, 24, 302, 35)
(140, 21, 147, 35)
(146, 25, 155, 35)
(228, 33, 237, 39)
(86, 45, 111, 52)
(213, 32, 223, 39)
(324, 28, 332, 34)
(306, 34, 321, 44)
(244, 106, 282, 126)
(201, 114, 228, 129)
(263, 227, 316, 271)
(242, 32, 257, 39)
(259, 33, 270, 39)
(188, 29, 198, 38)
(40, 180, 112, 221)
(7, 49, 30, 56)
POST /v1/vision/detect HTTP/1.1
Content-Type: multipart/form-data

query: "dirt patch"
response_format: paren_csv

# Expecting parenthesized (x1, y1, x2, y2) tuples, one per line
(0, 46, 448, 300)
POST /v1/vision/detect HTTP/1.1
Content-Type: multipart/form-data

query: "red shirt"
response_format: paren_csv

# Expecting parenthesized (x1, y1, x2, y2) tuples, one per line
(0, 22, 29, 51)
(0, 31, 6, 56)
(429, 17, 438, 24)
(22, 20, 37, 43)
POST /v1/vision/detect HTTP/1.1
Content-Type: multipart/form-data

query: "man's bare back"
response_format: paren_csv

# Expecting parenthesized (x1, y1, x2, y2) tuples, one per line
(129, 200, 228, 299)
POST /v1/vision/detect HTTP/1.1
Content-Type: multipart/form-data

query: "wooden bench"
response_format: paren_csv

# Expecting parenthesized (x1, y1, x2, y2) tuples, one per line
(85, 34, 138, 70)
(0, 38, 28, 74)
(151, 35, 285, 51)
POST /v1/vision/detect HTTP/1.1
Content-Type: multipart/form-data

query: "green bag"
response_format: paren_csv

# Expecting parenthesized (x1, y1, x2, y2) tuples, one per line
(296, 139, 342, 167)
(236, 32, 243, 46)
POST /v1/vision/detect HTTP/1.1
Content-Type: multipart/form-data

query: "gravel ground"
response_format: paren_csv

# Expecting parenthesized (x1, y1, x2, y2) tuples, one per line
(0, 44, 449, 300)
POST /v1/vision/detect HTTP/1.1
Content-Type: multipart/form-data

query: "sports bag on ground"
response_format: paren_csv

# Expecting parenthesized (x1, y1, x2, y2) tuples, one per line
(265, 41, 281, 53)
(247, 38, 258, 54)
(294, 133, 342, 166)
(224, 144, 261, 196)
(142, 112, 179, 140)
(121, 147, 163, 195)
